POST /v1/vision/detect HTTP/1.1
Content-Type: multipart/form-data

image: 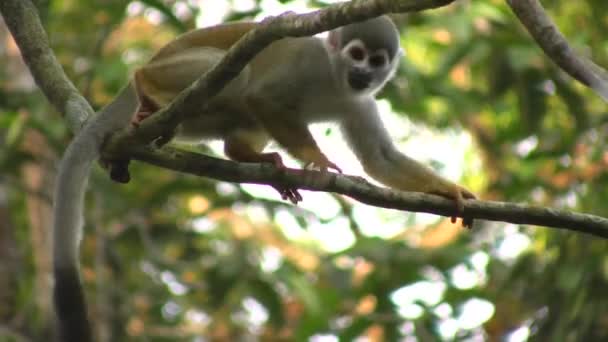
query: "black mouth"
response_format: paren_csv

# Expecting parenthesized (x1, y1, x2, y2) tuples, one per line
(348, 70, 372, 90)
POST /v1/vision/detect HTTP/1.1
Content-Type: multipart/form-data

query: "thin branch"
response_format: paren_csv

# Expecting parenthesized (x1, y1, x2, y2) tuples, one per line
(507, 0, 608, 101)
(129, 146, 608, 238)
(0, 0, 94, 132)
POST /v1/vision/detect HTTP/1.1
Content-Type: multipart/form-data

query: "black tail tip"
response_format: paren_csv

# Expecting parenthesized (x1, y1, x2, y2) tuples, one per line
(54, 267, 93, 342)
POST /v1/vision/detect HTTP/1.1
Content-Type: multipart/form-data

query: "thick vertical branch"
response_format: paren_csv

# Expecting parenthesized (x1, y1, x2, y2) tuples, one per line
(0, 0, 93, 131)
(21, 130, 56, 331)
(0, 186, 20, 333)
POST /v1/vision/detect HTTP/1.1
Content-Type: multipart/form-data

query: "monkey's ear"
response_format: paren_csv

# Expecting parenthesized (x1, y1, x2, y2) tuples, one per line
(327, 29, 341, 51)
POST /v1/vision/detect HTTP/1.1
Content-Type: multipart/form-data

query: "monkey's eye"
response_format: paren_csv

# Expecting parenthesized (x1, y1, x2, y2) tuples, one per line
(348, 46, 366, 61)
(369, 55, 386, 68)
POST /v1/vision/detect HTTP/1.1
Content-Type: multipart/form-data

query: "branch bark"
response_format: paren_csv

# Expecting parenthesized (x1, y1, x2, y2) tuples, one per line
(507, 0, 608, 101)
(129, 146, 608, 238)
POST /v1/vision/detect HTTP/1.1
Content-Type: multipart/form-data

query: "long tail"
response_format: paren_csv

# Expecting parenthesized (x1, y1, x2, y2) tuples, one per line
(53, 84, 138, 342)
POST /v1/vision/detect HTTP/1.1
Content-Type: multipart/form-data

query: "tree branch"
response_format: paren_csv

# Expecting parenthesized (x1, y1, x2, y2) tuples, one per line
(129, 146, 608, 238)
(507, 0, 608, 101)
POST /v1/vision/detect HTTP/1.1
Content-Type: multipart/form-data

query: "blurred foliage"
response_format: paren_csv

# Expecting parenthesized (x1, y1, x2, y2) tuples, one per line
(1, 0, 608, 341)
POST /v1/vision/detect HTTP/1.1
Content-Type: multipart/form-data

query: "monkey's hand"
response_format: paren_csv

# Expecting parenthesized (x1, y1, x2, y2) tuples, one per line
(299, 146, 342, 173)
(304, 159, 342, 173)
(428, 183, 476, 228)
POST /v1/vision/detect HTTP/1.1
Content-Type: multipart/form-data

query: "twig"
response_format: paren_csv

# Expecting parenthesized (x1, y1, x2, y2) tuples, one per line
(507, 0, 608, 101)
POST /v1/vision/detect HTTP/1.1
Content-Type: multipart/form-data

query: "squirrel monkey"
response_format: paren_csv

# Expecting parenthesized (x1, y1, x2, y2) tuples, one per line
(53, 16, 475, 341)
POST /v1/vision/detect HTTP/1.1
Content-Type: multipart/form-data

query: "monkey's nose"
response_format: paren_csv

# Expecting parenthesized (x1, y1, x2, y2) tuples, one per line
(348, 69, 372, 90)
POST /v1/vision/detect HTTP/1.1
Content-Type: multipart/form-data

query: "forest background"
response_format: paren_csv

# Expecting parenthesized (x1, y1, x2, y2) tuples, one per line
(1, 0, 608, 341)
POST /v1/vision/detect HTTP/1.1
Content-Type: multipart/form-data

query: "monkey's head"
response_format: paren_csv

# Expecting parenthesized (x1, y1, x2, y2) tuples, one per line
(327, 15, 401, 96)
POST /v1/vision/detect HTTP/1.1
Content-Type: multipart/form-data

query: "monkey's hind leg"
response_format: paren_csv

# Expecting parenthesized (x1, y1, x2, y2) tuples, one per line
(130, 70, 163, 128)
(246, 96, 342, 174)
(224, 130, 303, 204)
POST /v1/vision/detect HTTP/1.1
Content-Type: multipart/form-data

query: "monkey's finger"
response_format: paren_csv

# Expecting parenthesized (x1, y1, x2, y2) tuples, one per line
(455, 187, 476, 228)
(445, 188, 474, 228)
(428, 189, 459, 224)
(445, 189, 465, 220)
(455, 190, 465, 214)
(281, 188, 300, 204)
(327, 161, 343, 174)
(273, 185, 302, 204)
(461, 188, 476, 200)
(303, 161, 312, 169)
(454, 188, 476, 229)
(288, 189, 303, 203)
(131, 110, 152, 128)
(303, 159, 342, 174)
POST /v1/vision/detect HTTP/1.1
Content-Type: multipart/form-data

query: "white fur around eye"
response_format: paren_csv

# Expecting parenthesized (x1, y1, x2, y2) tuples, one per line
(341, 39, 367, 64)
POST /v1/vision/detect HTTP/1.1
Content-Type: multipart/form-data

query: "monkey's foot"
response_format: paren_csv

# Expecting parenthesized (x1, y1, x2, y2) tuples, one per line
(430, 185, 476, 228)
(260, 152, 304, 204)
(131, 110, 152, 128)
(274, 185, 303, 204)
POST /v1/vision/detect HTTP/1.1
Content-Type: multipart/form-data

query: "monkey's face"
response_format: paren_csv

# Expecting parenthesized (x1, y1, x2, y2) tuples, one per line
(339, 39, 398, 96)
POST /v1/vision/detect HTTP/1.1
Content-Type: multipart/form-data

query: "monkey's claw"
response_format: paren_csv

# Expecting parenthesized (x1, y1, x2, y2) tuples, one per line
(131, 110, 152, 128)
(274, 185, 303, 204)
(431, 185, 476, 228)
(326, 160, 343, 174)
(304, 160, 343, 174)
(451, 186, 476, 228)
